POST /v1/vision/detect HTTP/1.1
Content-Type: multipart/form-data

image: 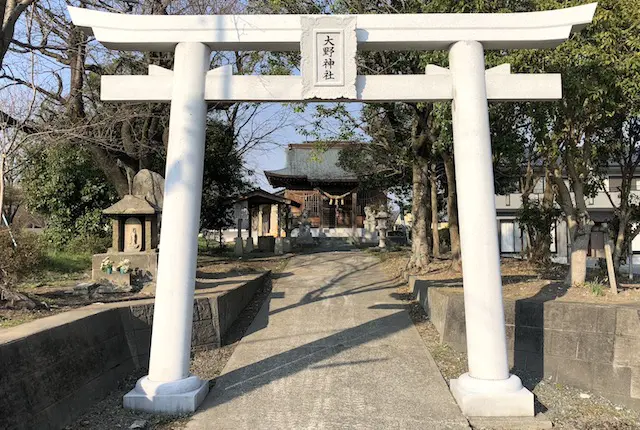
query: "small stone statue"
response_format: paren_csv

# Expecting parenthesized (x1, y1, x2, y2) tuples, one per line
(127, 227, 142, 251)
(364, 206, 377, 233)
(297, 210, 313, 244)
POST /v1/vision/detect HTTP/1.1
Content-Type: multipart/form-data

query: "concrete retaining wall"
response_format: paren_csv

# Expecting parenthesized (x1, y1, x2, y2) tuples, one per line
(0, 272, 269, 430)
(410, 276, 640, 411)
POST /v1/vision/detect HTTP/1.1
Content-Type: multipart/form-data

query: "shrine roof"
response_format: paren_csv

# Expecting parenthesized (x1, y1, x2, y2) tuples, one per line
(264, 143, 358, 187)
(235, 189, 301, 208)
(103, 195, 159, 215)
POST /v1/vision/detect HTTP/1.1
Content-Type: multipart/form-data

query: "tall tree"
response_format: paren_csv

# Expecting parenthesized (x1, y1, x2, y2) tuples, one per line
(2, 0, 288, 198)
(601, 117, 640, 272)
(200, 120, 252, 232)
(507, 0, 639, 285)
(1, 0, 35, 68)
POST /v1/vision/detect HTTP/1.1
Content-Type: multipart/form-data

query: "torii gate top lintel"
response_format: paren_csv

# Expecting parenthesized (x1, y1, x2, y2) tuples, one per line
(69, 3, 597, 52)
(68, 3, 597, 103)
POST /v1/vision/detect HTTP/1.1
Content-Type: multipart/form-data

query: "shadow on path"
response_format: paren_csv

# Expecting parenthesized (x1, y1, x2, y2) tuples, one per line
(198, 311, 411, 411)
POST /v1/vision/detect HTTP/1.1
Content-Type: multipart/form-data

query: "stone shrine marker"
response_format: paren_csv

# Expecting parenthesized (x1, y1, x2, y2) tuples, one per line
(68, 3, 597, 418)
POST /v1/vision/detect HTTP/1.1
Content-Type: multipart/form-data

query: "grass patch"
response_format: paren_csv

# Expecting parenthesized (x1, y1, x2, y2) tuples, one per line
(584, 278, 606, 297)
(18, 250, 92, 287)
(198, 237, 233, 255)
(42, 251, 91, 274)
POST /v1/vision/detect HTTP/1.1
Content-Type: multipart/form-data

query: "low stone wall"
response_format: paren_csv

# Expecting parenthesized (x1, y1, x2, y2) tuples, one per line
(92, 252, 159, 284)
(410, 276, 640, 411)
(0, 272, 269, 430)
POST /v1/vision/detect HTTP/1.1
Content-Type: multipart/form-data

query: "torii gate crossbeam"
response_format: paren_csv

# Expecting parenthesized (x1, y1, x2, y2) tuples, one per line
(67, 3, 597, 418)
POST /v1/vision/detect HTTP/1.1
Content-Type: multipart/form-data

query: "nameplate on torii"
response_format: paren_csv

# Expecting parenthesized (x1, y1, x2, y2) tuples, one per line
(300, 16, 357, 100)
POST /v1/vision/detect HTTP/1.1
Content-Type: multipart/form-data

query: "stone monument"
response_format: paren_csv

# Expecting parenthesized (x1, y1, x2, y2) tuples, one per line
(92, 195, 160, 285)
(132, 169, 165, 209)
(296, 210, 314, 245)
(363, 205, 378, 242)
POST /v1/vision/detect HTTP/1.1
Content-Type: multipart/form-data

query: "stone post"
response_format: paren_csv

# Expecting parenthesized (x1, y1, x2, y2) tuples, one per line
(246, 205, 254, 253)
(352, 191, 358, 240)
(448, 40, 533, 417)
(275, 203, 284, 255)
(234, 218, 243, 256)
(123, 42, 211, 414)
(111, 218, 121, 252)
(629, 239, 634, 281)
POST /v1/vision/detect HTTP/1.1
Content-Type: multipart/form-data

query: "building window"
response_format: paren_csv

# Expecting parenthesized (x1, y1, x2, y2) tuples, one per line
(550, 222, 557, 253)
(499, 220, 523, 253)
(499, 220, 558, 255)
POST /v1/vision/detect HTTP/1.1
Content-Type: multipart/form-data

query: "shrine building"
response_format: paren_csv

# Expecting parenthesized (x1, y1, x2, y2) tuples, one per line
(264, 142, 386, 238)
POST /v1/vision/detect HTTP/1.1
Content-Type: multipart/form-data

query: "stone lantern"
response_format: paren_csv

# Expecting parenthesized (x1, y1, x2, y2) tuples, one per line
(375, 210, 389, 249)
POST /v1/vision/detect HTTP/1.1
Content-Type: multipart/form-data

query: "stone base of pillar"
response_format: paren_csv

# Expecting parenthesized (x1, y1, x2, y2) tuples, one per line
(245, 238, 254, 253)
(234, 237, 243, 256)
(282, 238, 291, 253)
(450, 373, 534, 417)
(274, 237, 284, 255)
(123, 375, 209, 414)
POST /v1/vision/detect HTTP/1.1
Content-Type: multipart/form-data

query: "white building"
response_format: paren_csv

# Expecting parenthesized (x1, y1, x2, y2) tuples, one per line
(496, 168, 640, 267)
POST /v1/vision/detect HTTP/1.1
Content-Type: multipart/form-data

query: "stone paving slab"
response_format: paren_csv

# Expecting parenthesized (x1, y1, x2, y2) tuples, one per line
(186, 251, 470, 430)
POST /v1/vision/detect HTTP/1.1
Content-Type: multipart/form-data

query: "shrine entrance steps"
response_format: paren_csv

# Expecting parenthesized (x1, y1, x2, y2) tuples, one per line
(186, 251, 469, 430)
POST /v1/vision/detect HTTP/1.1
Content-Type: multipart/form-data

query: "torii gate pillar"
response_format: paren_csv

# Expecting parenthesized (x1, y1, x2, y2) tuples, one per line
(123, 42, 212, 412)
(448, 40, 532, 416)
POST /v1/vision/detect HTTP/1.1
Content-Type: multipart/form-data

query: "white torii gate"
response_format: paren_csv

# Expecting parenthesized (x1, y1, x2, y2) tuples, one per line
(68, 4, 596, 417)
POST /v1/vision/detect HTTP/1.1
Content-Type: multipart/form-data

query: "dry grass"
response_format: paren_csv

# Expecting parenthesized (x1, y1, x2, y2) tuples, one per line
(0, 254, 289, 329)
(376, 250, 640, 305)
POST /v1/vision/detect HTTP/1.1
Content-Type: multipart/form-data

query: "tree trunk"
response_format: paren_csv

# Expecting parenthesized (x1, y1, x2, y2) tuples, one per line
(443, 153, 460, 264)
(612, 213, 629, 273)
(567, 215, 594, 286)
(430, 168, 440, 257)
(551, 163, 593, 286)
(530, 172, 555, 264)
(0, 153, 5, 225)
(88, 146, 130, 197)
(67, 27, 87, 121)
(407, 161, 430, 272)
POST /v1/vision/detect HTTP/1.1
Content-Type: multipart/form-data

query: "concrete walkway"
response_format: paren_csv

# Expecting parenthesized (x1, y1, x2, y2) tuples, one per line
(186, 251, 469, 430)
